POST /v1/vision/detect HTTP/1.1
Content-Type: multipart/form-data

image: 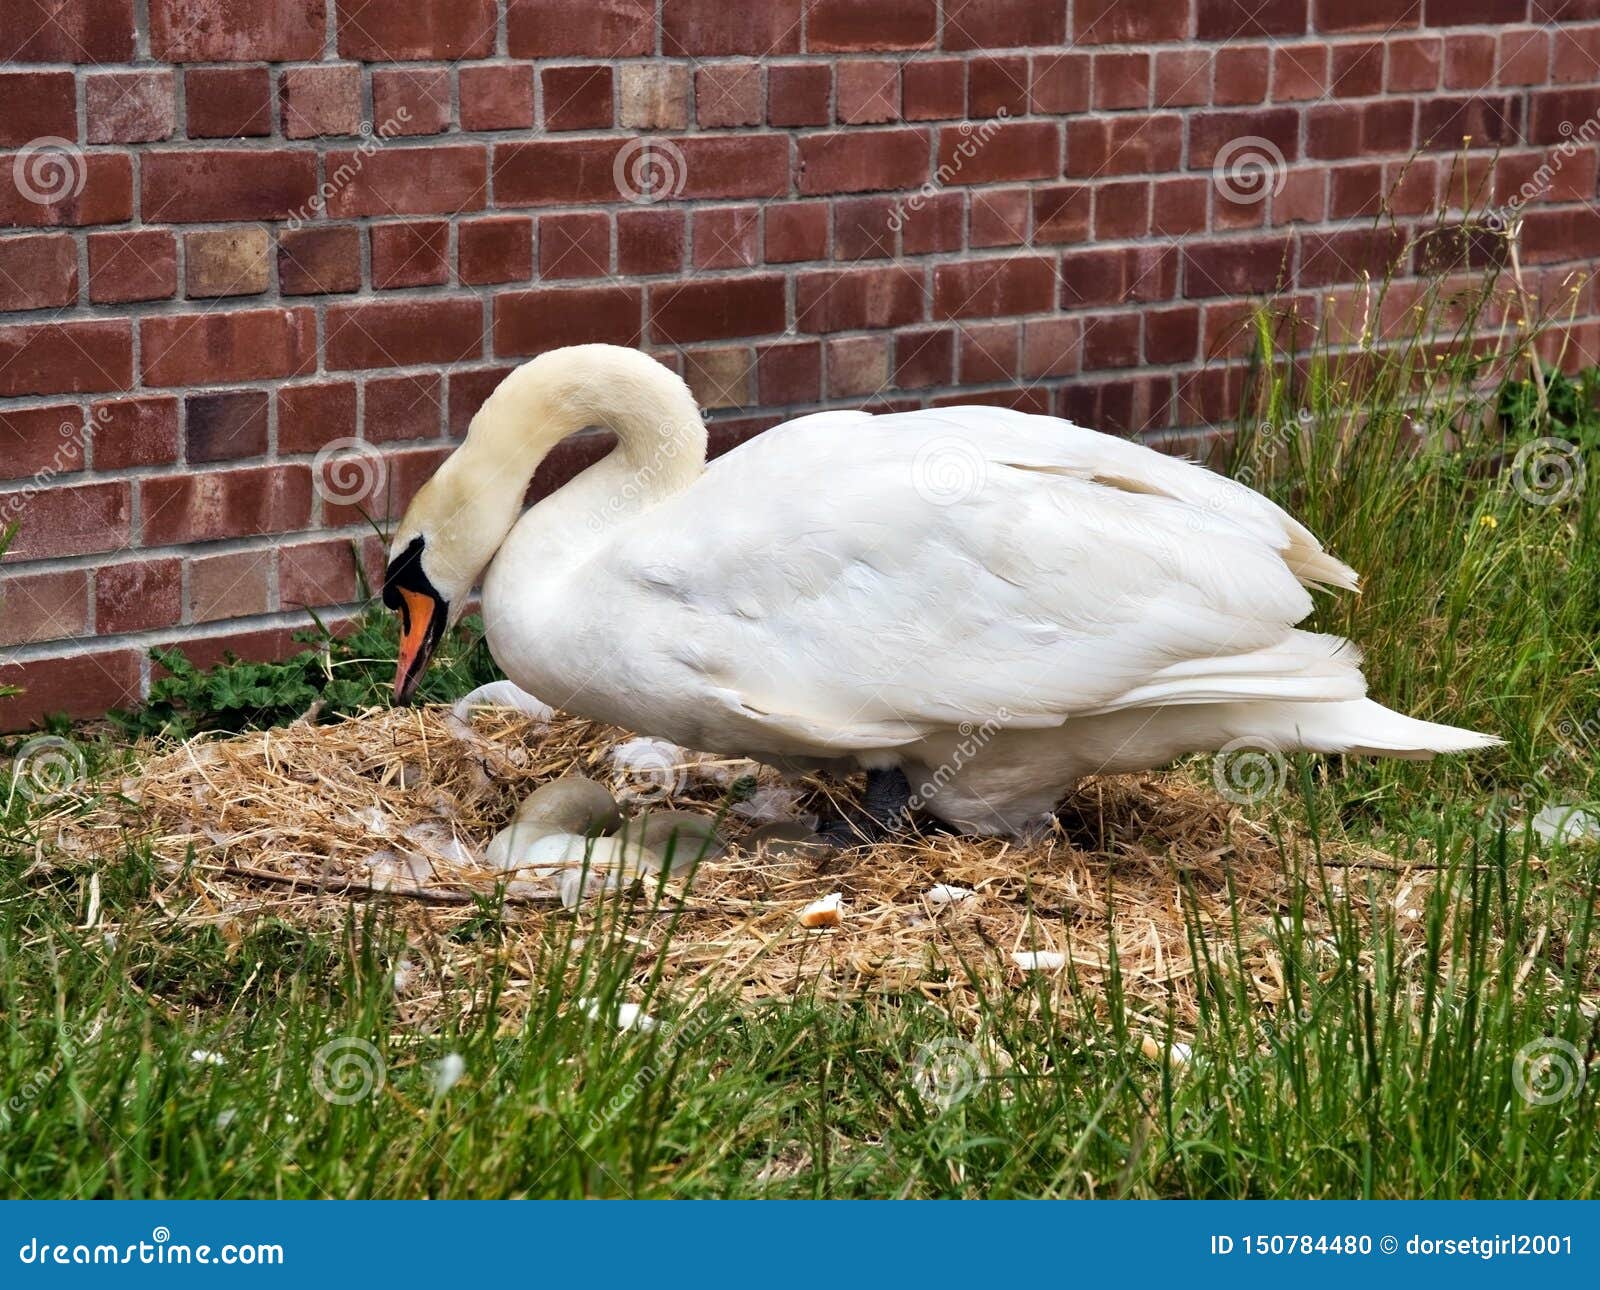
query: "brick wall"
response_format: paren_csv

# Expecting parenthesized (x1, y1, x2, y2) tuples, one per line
(3, 0, 1599, 729)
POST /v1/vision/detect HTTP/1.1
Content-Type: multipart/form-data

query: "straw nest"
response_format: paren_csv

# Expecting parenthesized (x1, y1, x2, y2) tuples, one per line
(49, 704, 1440, 1030)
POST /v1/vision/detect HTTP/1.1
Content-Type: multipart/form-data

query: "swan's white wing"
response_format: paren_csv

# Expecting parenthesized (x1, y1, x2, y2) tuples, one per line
(592, 406, 1360, 749)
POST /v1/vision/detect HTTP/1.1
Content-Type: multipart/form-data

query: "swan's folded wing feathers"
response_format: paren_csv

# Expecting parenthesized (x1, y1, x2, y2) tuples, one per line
(595, 407, 1361, 747)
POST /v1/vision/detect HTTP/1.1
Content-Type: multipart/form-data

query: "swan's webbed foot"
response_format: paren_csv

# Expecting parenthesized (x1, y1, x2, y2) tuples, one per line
(817, 767, 915, 850)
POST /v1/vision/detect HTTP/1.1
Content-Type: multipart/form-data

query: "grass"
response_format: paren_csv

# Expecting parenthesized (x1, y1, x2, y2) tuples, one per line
(1, 221, 1598, 1199)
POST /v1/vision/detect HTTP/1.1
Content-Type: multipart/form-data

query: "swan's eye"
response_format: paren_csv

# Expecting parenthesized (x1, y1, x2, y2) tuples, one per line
(383, 534, 435, 612)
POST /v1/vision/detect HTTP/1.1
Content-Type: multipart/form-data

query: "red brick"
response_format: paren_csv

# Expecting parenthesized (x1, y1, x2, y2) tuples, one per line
(1094, 52, 1151, 110)
(1188, 109, 1301, 170)
(661, 0, 803, 55)
(459, 216, 533, 285)
(936, 121, 1058, 185)
(765, 202, 830, 262)
(280, 65, 362, 138)
(0, 71, 77, 146)
(756, 339, 822, 403)
(1, 0, 136, 63)
(968, 56, 1028, 117)
(1305, 100, 1415, 156)
(616, 209, 684, 275)
(1151, 177, 1209, 235)
(1075, 0, 1188, 42)
(1094, 180, 1151, 240)
(1214, 45, 1271, 104)
(365, 373, 444, 444)
(966, 187, 1030, 248)
(325, 298, 484, 370)
(694, 207, 761, 269)
(944, 0, 1065, 49)
(185, 388, 269, 463)
(277, 224, 361, 295)
(92, 395, 180, 469)
(809, 0, 936, 50)
(0, 651, 140, 732)
(373, 67, 452, 136)
(1442, 34, 1496, 90)
(903, 58, 966, 119)
(674, 137, 791, 198)
(2, 481, 130, 561)
(85, 230, 174, 305)
(494, 286, 643, 355)
(898, 191, 963, 254)
(957, 324, 1017, 384)
(1272, 45, 1328, 100)
(0, 321, 132, 396)
(1023, 318, 1083, 378)
(336, 0, 496, 59)
(698, 63, 764, 128)
(934, 256, 1056, 319)
(494, 138, 627, 205)
(1418, 94, 1522, 149)
(832, 197, 897, 261)
(540, 212, 611, 278)
(1423, 0, 1526, 21)
(0, 405, 85, 481)
(650, 276, 786, 344)
(280, 540, 360, 608)
(277, 381, 358, 454)
(1552, 27, 1600, 82)
(141, 465, 312, 545)
(141, 308, 315, 387)
(0, 234, 78, 311)
(1498, 28, 1550, 85)
(893, 327, 954, 387)
(1196, 0, 1308, 38)
(151, 0, 324, 60)
(542, 65, 615, 132)
(96, 558, 182, 635)
(769, 63, 833, 126)
(795, 265, 925, 332)
(1299, 227, 1406, 286)
(1389, 36, 1442, 90)
(370, 220, 451, 289)
(825, 335, 889, 397)
(798, 128, 928, 194)
(1183, 236, 1293, 297)
(0, 153, 133, 228)
(142, 149, 315, 223)
(323, 144, 487, 217)
(838, 61, 901, 124)
(186, 66, 271, 138)
(459, 64, 535, 131)
(507, 0, 654, 56)
(1066, 115, 1182, 177)
(1314, 0, 1421, 29)
(1031, 184, 1090, 245)
(1030, 53, 1089, 113)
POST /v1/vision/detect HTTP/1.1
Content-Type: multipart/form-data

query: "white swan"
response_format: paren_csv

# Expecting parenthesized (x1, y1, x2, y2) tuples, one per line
(383, 344, 1497, 836)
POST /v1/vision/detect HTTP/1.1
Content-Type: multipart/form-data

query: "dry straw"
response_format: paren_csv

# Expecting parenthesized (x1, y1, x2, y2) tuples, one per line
(46, 705, 1436, 1028)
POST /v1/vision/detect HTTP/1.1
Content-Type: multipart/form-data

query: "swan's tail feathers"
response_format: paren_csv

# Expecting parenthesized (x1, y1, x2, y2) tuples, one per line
(1284, 698, 1502, 760)
(1286, 544, 1361, 594)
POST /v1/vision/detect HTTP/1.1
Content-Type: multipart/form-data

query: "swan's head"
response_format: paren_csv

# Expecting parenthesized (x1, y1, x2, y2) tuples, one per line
(384, 448, 526, 703)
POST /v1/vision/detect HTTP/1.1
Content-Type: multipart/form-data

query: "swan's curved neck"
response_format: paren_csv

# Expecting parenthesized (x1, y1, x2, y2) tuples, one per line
(470, 345, 707, 509)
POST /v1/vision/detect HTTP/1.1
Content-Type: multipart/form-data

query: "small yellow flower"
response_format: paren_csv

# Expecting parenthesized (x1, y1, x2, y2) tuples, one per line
(1479, 514, 1498, 530)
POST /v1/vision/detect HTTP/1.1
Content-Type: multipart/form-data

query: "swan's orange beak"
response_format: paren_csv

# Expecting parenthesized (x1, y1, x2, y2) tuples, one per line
(392, 586, 442, 704)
